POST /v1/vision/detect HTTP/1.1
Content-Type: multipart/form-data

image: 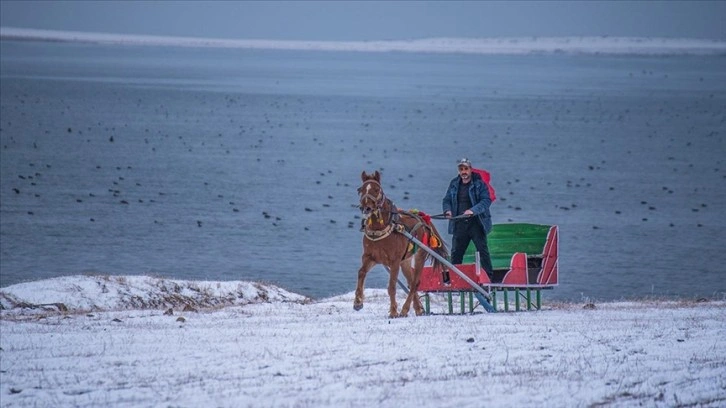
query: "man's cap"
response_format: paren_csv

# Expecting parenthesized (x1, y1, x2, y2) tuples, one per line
(456, 157, 472, 168)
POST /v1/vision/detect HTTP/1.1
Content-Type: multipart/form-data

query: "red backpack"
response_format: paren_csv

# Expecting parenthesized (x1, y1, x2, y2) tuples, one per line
(472, 168, 497, 202)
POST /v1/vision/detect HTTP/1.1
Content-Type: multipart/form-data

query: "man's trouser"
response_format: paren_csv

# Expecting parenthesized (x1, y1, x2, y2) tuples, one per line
(450, 217, 493, 279)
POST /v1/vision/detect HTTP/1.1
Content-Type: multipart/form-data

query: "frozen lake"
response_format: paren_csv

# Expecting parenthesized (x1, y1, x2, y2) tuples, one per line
(1, 40, 725, 300)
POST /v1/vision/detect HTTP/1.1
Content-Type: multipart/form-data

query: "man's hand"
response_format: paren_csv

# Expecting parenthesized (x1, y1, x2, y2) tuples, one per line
(463, 209, 474, 216)
(445, 211, 452, 219)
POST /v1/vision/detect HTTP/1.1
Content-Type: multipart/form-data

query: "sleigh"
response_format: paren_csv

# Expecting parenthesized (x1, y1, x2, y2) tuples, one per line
(418, 223, 559, 314)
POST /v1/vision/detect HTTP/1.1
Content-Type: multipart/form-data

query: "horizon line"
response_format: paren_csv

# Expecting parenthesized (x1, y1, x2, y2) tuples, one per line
(2, 26, 725, 56)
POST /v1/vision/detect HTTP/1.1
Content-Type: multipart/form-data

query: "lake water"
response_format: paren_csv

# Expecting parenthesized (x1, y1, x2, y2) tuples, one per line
(1, 41, 725, 301)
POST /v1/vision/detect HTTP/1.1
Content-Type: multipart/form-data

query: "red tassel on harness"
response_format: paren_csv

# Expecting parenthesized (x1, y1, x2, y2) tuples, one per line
(418, 211, 432, 225)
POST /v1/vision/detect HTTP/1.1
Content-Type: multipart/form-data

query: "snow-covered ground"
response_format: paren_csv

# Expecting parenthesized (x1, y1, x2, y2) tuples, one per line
(2, 27, 725, 56)
(1, 276, 724, 407)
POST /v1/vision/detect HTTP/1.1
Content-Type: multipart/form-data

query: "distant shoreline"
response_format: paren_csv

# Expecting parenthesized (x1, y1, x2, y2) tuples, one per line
(2, 27, 725, 56)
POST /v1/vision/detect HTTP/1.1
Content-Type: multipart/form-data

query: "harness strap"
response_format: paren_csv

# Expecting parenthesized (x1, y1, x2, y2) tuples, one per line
(363, 224, 394, 241)
(409, 221, 425, 236)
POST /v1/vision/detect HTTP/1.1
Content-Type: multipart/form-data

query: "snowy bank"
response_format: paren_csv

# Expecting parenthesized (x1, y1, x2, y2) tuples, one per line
(2, 27, 725, 56)
(0, 277, 724, 407)
(0, 275, 308, 315)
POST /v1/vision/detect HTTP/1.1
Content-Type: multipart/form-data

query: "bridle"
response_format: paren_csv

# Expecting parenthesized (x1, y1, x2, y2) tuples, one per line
(358, 179, 386, 216)
(359, 178, 398, 241)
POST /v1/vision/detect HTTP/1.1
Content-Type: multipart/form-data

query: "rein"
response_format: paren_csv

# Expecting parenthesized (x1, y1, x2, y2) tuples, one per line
(427, 213, 473, 220)
(359, 178, 456, 243)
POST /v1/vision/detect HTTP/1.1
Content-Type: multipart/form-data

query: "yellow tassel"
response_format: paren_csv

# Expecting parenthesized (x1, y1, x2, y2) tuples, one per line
(379, 218, 384, 225)
(367, 218, 372, 225)
(431, 236, 439, 248)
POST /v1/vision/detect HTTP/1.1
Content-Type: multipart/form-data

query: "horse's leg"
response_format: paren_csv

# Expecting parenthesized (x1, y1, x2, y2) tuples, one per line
(399, 258, 414, 289)
(387, 261, 402, 318)
(399, 258, 418, 317)
(354, 255, 377, 311)
(401, 252, 426, 316)
(411, 252, 427, 316)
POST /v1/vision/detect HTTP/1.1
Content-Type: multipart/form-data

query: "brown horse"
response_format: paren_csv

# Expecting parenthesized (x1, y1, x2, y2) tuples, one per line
(355, 170, 449, 317)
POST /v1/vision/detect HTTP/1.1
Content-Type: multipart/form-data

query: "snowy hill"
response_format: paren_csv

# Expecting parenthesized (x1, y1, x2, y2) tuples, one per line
(0, 275, 308, 314)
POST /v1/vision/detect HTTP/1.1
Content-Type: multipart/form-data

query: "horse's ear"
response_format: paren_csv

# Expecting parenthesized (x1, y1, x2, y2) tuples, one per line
(374, 171, 380, 182)
(361, 171, 368, 181)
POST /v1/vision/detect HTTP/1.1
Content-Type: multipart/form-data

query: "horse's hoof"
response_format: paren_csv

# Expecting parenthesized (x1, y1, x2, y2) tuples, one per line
(353, 303, 363, 311)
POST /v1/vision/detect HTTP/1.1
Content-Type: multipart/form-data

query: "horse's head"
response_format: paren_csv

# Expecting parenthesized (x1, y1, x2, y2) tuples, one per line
(358, 170, 384, 215)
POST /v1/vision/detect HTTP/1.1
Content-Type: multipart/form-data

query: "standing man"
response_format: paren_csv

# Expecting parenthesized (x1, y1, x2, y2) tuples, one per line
(442, 158, 494, 280)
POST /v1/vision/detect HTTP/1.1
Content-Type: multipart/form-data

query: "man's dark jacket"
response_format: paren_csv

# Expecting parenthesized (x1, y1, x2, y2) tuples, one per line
(442, 171, 493, 235)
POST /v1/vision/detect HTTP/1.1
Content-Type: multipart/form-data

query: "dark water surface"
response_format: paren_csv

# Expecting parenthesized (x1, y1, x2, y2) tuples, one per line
(1, 41, 725, 300)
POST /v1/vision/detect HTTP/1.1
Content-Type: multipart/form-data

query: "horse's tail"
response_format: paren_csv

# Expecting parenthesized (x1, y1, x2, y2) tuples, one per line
(425, 222, 449, 272)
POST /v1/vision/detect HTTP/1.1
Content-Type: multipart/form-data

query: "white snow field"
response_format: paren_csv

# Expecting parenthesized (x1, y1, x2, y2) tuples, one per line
(1, 276, 724, 407)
